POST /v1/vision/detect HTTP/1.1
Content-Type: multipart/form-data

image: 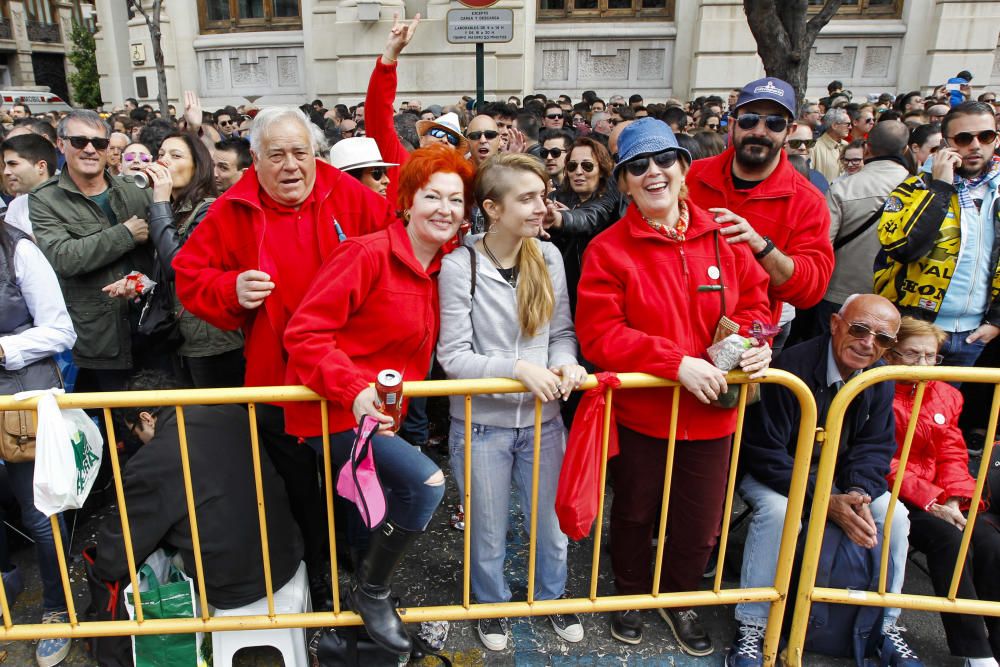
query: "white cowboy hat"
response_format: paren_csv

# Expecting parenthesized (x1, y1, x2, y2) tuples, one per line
(329, 137, 398, 172)
(415, 112, 468, 153)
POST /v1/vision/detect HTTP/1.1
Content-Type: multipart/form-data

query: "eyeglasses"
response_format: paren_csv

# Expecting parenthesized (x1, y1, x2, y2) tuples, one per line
(707, 124, 719, 130)
(124, 152, 152, 163)
(846, 322, 897, 348)
(540, 147, 565, 159)
(366, 167, 386, 180)
(624, 149, 679, 177)
(862, 118, 875, 125)
(734, 113, 789, 133)
(545, 114, 564, 120)
(467, 130, 499, 141)
(567, 160, 596, 173)
(427, 128, 460, 146)
(65, 135, 111, 150)
(787, 138, 816, 149)
(888, 349, 943, 365)
(841, 157, 864, 165)
(218, 119, 235, 127)
(947, 130, 999, 147)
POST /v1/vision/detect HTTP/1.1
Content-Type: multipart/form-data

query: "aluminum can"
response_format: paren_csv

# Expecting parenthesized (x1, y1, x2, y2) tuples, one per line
(375, 369, 403, 432)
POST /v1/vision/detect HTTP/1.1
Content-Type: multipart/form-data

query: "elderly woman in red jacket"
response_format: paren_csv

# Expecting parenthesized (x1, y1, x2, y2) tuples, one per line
(575, 118, 772, 655)
(283, 145, 475, 655)
(886, 317, 1000, 665)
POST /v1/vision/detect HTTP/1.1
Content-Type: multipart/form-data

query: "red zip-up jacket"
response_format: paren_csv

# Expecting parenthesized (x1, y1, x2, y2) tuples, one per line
(686, 146, 833, 325)
(173, 161, 394, 399)
(888, 380, 981, 512)
(283, 222, 440, 436)
(576, 202, 770, 440)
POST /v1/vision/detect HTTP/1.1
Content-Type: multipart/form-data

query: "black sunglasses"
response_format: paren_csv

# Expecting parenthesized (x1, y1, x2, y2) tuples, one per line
(467, 130, 499, 141)
(567, 160, 595, 173)
(734, 113, 789, 133)
(624, 149, 679, 177)
(948, 130, 998, 147)
(787, 138, 816, 149)
(846, 322, 897, 348)
(367, 167, 386, 180)
(65, 135, 111, 150)
(428, 128, 460, 146)
(540, 147, 565, 159)
(546, 114, 564, 120)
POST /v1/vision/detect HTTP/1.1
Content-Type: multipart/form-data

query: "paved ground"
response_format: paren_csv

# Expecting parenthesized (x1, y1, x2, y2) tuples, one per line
(0, 431, 980, 666)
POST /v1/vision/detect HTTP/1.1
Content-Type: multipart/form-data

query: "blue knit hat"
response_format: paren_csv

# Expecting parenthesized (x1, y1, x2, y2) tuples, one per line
(613, 118, 691, 180)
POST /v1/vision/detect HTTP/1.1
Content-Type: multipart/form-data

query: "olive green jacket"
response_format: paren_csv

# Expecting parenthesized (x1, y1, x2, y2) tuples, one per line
(30, 170, 153, 370)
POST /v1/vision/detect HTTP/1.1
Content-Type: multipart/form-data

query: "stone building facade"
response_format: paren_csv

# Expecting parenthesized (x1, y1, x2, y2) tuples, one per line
(94, 0, 1000, 110)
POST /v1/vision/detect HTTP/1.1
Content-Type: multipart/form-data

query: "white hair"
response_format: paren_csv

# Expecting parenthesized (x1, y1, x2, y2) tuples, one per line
(248, 106, 318, 155)
(838, 293, 861, 315)
(823, 108, 849, 127)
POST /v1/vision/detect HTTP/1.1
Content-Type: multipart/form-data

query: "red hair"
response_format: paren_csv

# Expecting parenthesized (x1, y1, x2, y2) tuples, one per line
(396, 144, 476, 220)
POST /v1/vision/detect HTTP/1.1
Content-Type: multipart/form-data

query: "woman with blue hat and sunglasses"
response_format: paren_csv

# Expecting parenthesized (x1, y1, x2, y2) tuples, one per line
(575, 117, 773, 655)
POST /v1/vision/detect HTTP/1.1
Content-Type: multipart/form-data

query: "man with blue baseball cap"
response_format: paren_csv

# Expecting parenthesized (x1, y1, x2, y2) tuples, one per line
(687, 76, 834, 356)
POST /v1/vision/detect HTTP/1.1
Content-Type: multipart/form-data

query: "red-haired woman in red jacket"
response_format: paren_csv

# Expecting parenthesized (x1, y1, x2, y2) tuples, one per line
(575, 118, 772, 655)
(886, 317, 1000, 663)
(284, 144, 474, 655)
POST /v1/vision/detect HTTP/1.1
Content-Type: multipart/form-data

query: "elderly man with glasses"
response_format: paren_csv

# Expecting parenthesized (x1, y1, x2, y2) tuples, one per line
(875, 100, 1000, 368)
(30, 109, 154, 392)
(728, 293, 921, 667)
(687, 77, 834, 355)
(812, 107, 852, 183)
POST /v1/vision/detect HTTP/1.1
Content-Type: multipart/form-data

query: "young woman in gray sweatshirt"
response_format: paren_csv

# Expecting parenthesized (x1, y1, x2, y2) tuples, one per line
(437, 153, 588, 652)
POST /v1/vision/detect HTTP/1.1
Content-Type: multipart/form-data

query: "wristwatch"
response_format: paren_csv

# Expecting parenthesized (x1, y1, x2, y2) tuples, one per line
(754, 236, 776, 260)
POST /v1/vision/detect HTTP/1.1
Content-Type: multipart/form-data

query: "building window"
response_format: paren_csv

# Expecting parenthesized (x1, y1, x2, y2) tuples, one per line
(807, 0, 902, 19)
(538, 0, 671, 21)
(198, 0, 301, 33)
(23, 0, 55, 23)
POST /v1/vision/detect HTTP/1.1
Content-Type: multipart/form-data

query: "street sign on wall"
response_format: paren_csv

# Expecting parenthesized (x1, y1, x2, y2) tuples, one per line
(446, 9, 514, 44)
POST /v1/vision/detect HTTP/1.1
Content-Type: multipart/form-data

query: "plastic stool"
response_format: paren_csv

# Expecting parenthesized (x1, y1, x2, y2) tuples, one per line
(210, 561, 311, 667)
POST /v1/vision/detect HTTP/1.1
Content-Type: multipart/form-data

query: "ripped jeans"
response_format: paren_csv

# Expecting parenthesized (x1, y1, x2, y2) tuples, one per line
(310, 429, 444, 532)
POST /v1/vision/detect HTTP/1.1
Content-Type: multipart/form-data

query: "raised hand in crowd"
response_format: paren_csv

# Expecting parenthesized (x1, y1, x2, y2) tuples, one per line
(183, 90, 203, 132)
(382, 12, 421, 64)
(506, 126, 526, 154)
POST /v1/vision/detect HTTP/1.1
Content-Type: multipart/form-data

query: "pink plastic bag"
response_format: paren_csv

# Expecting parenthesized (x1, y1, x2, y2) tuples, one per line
(336, 415, 387, 530)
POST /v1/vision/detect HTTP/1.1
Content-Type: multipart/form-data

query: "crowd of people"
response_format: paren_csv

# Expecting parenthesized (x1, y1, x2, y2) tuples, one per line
(2, 13, 1000, 667)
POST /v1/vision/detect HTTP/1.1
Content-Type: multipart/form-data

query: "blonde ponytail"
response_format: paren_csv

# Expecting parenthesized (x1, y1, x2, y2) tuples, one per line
(516, 237, 554, 337)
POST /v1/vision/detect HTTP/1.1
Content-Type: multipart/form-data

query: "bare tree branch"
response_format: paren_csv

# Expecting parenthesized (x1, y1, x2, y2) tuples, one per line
(744, 0, 792, 65)
(805, 0, 845, 43)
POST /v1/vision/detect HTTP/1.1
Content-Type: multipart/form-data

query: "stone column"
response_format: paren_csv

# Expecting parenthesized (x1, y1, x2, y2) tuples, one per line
(7, 1, 38, 88)
(687, 0, 761, 99)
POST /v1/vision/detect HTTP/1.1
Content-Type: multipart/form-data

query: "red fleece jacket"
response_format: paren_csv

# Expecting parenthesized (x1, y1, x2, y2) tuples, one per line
(173, 161, 394, 399)
(365, 57, 410, 208)
(283, 221, 441, 436)
(686, 146, 833, 324)
(575, 202, 771, 440)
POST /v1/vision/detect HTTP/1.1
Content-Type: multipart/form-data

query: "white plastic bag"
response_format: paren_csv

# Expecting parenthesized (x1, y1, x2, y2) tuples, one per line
(29, 389, 103, 516)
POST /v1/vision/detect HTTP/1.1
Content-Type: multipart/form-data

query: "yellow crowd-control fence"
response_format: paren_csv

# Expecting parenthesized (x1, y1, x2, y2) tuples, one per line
(0, 371, 817, 667)
(785, 365, 1000, 667)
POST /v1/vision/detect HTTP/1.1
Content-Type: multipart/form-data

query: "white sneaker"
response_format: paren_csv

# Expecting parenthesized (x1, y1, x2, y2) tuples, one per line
(477, 617, 510, 651)
(549, 613, 584, 642)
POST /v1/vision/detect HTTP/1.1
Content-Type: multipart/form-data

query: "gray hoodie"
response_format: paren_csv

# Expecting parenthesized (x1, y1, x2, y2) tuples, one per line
(437, 233, 578, 427)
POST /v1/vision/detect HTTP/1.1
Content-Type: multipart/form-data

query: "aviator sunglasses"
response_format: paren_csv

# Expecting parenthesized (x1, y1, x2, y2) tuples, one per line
(624, 149, 679, 177)
(733, 113, 789, 133)
(427, 128, 460, 146)
(845, 322, 896, 348)
(947, 130, 998, 147)
(65, 135, 111, 150)
(567, 160, 596, 173)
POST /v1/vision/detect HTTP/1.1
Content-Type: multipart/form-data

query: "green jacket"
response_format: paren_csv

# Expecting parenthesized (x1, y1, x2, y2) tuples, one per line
(30, 170, 153, 370)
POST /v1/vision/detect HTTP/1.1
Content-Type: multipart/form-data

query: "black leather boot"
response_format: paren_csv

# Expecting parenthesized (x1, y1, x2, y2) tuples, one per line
(349, 521, 417, 654)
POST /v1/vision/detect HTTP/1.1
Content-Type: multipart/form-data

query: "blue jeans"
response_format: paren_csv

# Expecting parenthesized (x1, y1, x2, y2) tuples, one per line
(309, 430, 444, 533)
(940, 330, 987, 369)
(735, 474, 909, 627)
(4, 460, 67, 612)
(448, 417, 569, 604)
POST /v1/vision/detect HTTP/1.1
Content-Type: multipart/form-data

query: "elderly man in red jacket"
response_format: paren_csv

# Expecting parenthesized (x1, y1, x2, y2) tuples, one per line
(687, 77, 834, 354)
(173, 106, 394, 610)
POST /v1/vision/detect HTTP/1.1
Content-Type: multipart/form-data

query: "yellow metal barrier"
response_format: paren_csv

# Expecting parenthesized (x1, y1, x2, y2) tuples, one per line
(785, 365, 1000, 667)
(0, 371, 816, 667)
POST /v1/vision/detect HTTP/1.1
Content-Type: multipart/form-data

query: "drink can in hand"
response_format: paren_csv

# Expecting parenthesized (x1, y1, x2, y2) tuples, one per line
(376, 369, 403, 432)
